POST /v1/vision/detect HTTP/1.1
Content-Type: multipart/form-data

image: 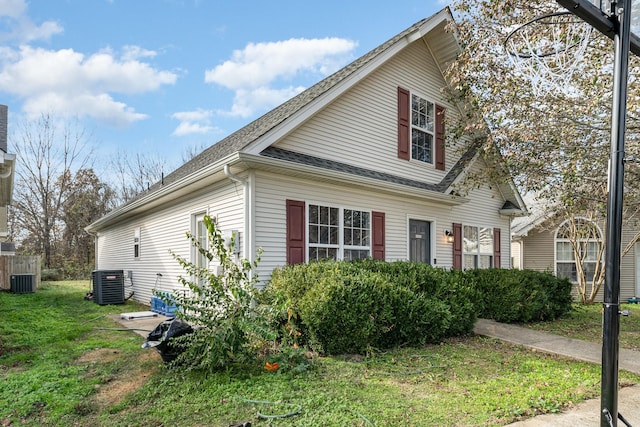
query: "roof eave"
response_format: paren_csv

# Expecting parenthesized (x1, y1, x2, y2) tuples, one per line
(239, 152, 467, 206)
(86, 153, 241, 233)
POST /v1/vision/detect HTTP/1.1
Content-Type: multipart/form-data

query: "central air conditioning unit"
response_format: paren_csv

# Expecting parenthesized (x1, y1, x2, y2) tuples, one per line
(92, 270, 125, 305)
(10, 274, 35, 293)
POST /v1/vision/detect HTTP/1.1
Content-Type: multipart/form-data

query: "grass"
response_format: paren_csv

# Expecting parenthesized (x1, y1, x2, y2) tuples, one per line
(1, 282, 638, 426)
(522, 302, 640, 351)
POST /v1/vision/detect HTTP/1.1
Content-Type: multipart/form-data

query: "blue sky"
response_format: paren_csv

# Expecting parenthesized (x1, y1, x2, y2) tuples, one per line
(0, 0, 447, 172)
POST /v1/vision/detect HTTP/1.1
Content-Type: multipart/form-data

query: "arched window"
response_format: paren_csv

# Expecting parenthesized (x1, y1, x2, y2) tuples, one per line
(555, 218, 603, 282)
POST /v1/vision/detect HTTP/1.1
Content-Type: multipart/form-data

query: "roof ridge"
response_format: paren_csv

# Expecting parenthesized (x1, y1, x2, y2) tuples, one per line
(142, 16, 438, 197)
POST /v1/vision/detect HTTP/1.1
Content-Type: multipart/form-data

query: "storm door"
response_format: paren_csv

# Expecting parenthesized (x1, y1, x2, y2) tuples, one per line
(409, 219, 431, 264)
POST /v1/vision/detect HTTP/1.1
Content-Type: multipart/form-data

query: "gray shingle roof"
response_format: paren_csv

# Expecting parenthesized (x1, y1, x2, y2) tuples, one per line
(140, 15, 437, 197)
(260, 144, 478, 194)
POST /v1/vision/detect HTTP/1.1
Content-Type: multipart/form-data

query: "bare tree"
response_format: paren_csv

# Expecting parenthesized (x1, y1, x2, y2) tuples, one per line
(61, 168, 115, 277)
(109, 151, 172, 204)
(181, 142, 208, 163)
(11, 114, 93, 268)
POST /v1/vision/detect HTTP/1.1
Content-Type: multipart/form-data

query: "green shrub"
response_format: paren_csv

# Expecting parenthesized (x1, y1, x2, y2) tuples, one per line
(168, 215, 277, 371)
(266, 260, 472, 355)
(41, 268, 63, 281)
(350, 260, 479, 336)
(385, 291, 452, 347)
(469, 269, 573, 323)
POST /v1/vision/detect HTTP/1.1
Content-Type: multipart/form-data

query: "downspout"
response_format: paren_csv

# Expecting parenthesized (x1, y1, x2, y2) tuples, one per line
(223, 165, 252, 263)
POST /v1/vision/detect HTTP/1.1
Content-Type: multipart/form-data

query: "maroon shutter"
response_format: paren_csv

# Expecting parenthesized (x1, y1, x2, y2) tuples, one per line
(435, 104, 445, 171)
(453, 222, 462, 270)
(372, 211, 385, 260)
(494, 227, 501, 268)
(286, 200, 305, 265)
(397, 87, 410, 160)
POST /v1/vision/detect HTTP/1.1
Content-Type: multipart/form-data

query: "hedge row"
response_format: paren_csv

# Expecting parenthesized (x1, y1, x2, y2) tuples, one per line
(262, 260, 572, 355)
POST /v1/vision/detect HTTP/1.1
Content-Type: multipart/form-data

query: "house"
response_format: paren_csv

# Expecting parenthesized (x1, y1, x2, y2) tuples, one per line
(0, 105, 15, 256)
(86, 7, 526, 305)
(511, 203, 639, 302)
(0, 104, 39, 293)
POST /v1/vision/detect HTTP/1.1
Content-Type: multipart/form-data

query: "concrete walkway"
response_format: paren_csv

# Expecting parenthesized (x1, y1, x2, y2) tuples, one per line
(475, 319, 640, 426)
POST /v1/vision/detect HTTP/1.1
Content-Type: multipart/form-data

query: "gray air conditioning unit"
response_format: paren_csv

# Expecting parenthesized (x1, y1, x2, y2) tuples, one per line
(92, 270, 125, 305)
(10, 274, 35, 293)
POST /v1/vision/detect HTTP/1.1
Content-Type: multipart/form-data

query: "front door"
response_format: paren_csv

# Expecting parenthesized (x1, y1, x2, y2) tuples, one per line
(410, 219, 431, 264)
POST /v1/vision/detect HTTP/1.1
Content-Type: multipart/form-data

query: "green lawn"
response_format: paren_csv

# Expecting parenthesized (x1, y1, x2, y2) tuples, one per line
(523, 302, 640, 351)
(1, 281, 637, 426)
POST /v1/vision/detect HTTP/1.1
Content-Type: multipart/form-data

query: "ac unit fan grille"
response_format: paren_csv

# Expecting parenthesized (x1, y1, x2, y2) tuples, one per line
(92, 270, 125, 305)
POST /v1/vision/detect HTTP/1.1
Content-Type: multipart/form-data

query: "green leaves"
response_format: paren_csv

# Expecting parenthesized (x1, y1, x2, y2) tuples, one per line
(167, 215, 272, 371)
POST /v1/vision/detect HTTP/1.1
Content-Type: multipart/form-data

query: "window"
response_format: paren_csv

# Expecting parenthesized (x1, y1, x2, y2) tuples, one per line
(193, 213, 209, 283)
(133, 227, 140, 259)
(308, 204, 370, 261)
(555, 218, 602, 282)
(411, 94, 435, 163)
(463, 225, 493, 269)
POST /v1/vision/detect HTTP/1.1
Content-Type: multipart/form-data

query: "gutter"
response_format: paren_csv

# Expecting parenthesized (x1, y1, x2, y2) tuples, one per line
(86, 153, 240, 232)
(223, 164, 253, 262)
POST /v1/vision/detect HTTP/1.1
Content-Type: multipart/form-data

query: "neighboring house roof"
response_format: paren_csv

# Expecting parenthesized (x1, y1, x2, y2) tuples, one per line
(511, 194, 558, 238)
(87, 7, 525, 233)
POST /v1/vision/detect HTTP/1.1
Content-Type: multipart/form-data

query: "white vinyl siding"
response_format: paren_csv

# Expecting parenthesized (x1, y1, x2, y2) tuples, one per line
(253, 169, 512, 283)
(96, 181, 244, 304)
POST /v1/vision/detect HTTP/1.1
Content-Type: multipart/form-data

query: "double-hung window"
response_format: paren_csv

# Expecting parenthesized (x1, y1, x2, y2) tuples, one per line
(308, 204, 370, 261)
(411, 94, 435, 164)
(193, 213, 209, 284)
(555, 218, 602, 282)
(463, 225, 494, 269)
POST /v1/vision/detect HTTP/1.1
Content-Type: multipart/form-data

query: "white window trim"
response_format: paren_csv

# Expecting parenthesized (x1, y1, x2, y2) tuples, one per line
(133, 226, 141, 260)
(405, 214, 437, 265)
(553, 218, 603, 282)
(462, 224, 494, 270)
(192, 211, 210, 274)
(306, 201, 372, 262)
(409, 90, 436, 165)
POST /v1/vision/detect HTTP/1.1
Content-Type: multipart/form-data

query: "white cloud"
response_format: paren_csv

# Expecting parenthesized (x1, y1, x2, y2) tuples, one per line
(0, 0, 27, 17)
(225, 86, 305, 118)
(0, 45, 178, 127)
(171, 109, 217, 136)
(23, 92, 148, 127)
(0, 0, 62, 43)
(121, 45, 157, 61)
(205, 37, 357, 117)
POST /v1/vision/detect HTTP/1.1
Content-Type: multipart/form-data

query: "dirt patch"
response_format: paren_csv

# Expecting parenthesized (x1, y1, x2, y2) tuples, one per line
(94, 351, 160, 409)
(75, 347, 162, 412)
(77, 348, 122, 364)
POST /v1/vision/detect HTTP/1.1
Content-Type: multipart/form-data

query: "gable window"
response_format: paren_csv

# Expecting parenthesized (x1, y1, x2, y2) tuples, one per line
(411, 94, 435, 164)
(133, 227, 140, 259)
(308, 204, 370, 261)
(463, 225, 494, 269)
(555, 218, 602, 282)
(397, 87, 445, 169)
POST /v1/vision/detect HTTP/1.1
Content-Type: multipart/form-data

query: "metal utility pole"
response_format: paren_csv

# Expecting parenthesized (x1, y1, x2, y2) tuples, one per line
(556, 0, 635, 424)
(601, 0, 631, 424)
